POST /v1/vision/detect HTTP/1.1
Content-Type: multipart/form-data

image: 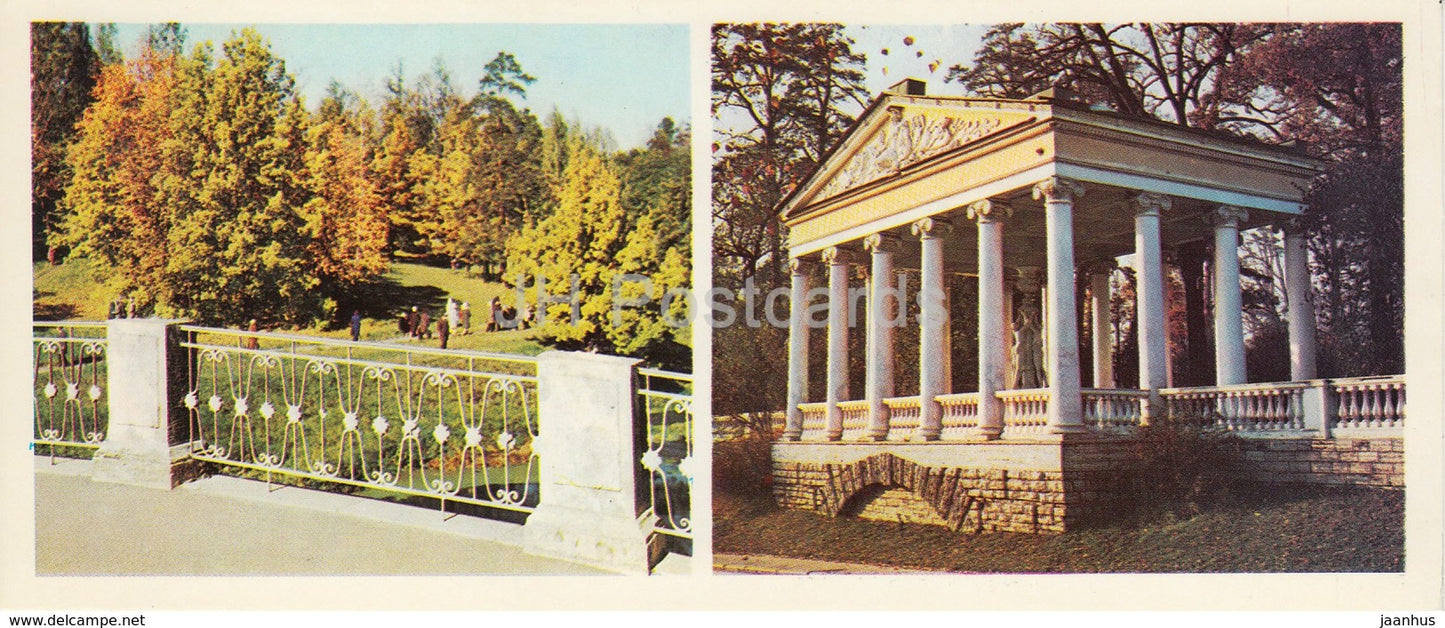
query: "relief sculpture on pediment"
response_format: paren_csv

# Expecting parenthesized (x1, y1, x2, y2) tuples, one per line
(818, 112, 1005, 200)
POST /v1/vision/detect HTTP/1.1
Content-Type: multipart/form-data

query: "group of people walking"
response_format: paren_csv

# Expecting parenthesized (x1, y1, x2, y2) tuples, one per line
(346, 297, 533, 350)
(394, 299, 470, 349)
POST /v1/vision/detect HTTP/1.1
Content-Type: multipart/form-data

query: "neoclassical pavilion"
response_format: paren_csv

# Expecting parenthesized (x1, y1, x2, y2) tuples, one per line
(768, 81, 1405, 533)
(778, 79, 1327, 442)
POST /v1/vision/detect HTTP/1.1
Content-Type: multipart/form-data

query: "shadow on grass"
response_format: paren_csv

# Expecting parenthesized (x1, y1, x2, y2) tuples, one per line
(325, 276, 448, 331)
(33, 289, 80, 321)
(713, 483, 1404, 573)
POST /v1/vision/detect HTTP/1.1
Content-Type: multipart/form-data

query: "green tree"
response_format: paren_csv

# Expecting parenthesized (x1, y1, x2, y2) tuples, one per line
(153, 29, 321, 324)
(504, 127, 691, 368)
(54, 28, 387, 327)
(31, 21, 101, 260)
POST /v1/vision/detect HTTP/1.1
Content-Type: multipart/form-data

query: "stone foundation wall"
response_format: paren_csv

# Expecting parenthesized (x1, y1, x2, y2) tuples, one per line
(772, 440, 1145, 535)
(773, 454, 1070, 534)
(1236, 438, 1404, 489)
(847, 487, 949, 526)
(771, 436, 1403, 535)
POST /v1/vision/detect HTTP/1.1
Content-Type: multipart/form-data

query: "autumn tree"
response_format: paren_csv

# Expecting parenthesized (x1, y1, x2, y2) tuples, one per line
(1230, 23, 1403, 376)
(301, 83, 389, 289)
(53, 28, 390, 326)
(407, 53, 548, 275)
(51, 46, 174, 294)
(947, 23, 1259, 126)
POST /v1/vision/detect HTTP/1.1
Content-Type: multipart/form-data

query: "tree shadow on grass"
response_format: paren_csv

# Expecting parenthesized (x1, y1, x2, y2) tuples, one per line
(33, 290, 79, 321)
(323, 276, 448, 331)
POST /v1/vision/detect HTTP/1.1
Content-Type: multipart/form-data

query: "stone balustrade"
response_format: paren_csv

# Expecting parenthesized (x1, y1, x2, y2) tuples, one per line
(938, 392, 981, 437)
(786, 376, 1404, 442)
(1080, 389, 1148, 431)
(1331, 376, 1406, 431)
(999, 388, 1050, 435)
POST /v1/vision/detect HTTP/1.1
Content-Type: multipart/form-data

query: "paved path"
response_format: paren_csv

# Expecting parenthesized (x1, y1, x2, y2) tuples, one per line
(35, 458, 668, 576)
(713, 553, 942, 575)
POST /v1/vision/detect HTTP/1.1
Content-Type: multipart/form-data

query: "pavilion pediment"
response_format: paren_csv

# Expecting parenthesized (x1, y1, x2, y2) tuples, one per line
(790, 101, 1039, 213)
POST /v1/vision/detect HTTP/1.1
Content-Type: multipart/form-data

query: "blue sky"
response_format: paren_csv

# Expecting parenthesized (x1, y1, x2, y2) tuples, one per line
(110, 23, 689, 150)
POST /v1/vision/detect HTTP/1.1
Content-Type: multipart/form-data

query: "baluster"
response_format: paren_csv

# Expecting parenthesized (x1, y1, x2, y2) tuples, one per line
(1377, 384, 1394, 427)
(1365, 384, 1379, 428)
(1277, 391, 1289, 428)
(1291, 390, 1304, 429)
(1392, 383, 1404, 426)
(1338, 387, 1355, 428)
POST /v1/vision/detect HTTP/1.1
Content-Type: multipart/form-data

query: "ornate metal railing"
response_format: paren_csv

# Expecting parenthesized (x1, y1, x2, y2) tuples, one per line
(637, 368, 693, 541)
(1160, 382, 1308, 431)
(999, 388, 1050, 435)
(179, 326, 539, 516)
(1331, 375, 1405, 430)
(33, 322, 109, 458)
(1081, 388, 1147, 430)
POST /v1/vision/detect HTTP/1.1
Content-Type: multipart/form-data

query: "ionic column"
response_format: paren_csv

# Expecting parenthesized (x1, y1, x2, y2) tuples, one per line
(823, 246, 851, 440)
(863, 233, 900, 441)
(783, 258, 813, 441)
(969, 199, 1011, 439)
(1133, 193, 1171, 396)
(1033, 177, 1086, 432)
(913, 217, 951, 441)
(1210, 206, 1249, 385)
(1282, 218, 1318, 380)
(1084, 259, 1115, 388)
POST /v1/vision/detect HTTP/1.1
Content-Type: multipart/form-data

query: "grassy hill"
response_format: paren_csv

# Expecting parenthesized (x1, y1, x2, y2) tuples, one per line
(33, 258, 545, 356)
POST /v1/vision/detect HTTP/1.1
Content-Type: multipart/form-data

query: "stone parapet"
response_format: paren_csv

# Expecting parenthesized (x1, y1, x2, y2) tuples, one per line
(771, 435, 1404, 535)
(1235, 437, 1404, 489)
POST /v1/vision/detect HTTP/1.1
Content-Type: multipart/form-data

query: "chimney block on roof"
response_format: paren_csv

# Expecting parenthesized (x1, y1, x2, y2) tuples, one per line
(887, 78, 926, 96)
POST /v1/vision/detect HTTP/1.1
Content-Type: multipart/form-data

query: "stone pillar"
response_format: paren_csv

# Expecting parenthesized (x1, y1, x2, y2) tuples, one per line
(92, 319, 200, 490)
(1033, 177, 1086, 432)
(823, 246, 851, 441)
(1085, 260, 1115, 388)
(970, 199, 1011, 439)
(783, 258, 813, 441)
(1282, 219, 1319, 381)
(913, 217, 951, 440)
(1133, 192, 1171, 411)
(524, 351, 654, 574)
(1210, 206, 1249, 385)
(863, 233, 899, 441)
